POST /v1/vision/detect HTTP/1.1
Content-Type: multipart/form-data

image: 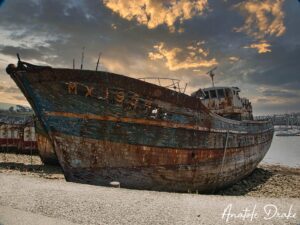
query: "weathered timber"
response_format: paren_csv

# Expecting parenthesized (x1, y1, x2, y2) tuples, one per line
(35, 120, 59, 165)
(6, 61, 274, 192)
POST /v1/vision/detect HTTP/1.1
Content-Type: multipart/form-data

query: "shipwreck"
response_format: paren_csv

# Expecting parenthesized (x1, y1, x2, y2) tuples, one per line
(6, 59, 274, 192)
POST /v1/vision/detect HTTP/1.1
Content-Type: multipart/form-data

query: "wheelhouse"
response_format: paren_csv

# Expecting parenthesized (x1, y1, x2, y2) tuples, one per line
(191, 86, 253, 121)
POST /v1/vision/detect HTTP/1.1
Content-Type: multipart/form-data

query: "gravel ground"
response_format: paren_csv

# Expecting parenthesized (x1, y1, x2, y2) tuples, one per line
(0, 153, 299, 224)
(216, 164, 300, 198)
(0, 153, 299, 198)
(0, 173, 299, 225)
(0, 206, 79, 225)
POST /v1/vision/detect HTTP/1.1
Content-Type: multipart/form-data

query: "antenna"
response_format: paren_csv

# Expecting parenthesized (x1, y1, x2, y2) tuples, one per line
(80, 47, 85, 70)
(95, 52, 102, 71)
(73, 59, 75, 69)
(206, 66, 217, 87)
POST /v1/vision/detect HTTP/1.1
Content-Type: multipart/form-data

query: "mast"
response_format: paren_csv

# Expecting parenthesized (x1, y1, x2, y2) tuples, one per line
(206, 67, 217, 87)
(80, 47, 85, 70)
(95, 52, 102, 71)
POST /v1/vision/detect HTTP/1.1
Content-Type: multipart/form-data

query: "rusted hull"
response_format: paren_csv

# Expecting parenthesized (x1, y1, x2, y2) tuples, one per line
(35, 133, 59, 165)
(6, 62, 274, 192)
(53, 132, 272, 192)
(35, 121, 59, 165)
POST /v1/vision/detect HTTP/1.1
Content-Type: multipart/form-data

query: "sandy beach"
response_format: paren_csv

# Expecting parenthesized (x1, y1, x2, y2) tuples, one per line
(0, 153, 299, 225)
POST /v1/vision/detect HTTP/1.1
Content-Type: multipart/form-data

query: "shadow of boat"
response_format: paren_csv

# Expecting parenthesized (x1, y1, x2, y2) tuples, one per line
(215, 168, 273, 196)
(0, 161, 63, 178)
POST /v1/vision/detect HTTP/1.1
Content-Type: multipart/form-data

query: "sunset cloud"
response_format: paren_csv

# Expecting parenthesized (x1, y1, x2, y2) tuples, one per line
(244, 41, 272, 54)
(103, 0, 208, 32)
(0, 0, 299, 114)
(0, 81, 27, 106)
(234, 0, 286, 39)
(148, 42, 217, 71)
(234, 0, 285, 53)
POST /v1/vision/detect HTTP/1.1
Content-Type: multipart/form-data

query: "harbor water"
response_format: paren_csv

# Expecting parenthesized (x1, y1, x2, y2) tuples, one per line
(262, 133, 300, 167)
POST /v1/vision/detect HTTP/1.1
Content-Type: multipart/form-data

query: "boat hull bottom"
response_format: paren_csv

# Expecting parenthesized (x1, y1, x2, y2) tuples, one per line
(63, 164, 257, 193)
(52, 132, 271, 193)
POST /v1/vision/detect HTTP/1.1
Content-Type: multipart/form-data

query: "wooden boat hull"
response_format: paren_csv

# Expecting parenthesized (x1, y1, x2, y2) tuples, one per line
(35, 121, 59, 165)
(6, 62, 274, 192)
(53, 132, 272, 192)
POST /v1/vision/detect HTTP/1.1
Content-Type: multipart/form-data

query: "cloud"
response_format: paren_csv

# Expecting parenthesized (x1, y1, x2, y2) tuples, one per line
(234, 0, 286, 39)
(245, 44, 300, 91)
(234, 0, 286, 54)
(0, 92, 27, 106)
(253, 90, 298, 105)
(228, 56, 240, 63)
(0, 83, 27, 105)
(0, 84, 20, 93)
(0, 0, 299, 114)
(0, 45, 49, 60)
(148, 41, 217, 71)
(253, 95, 299, 109)
(111, 23, 117, 30)
(244, 40, 272, 54)
(261, 89, 300, 98)
(12, 95, 26, 101)
(103, 0, 208, 32)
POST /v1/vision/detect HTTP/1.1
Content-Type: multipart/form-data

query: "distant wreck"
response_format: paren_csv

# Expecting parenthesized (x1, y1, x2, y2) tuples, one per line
(0, 120, 37, 154)
(6, 59, 274, 192)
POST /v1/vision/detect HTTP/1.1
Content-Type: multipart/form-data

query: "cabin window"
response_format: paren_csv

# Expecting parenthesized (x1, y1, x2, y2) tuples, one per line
(209, 90, 217, 98)
(217, 89, 225, 98)
(204, 91, 209, 99)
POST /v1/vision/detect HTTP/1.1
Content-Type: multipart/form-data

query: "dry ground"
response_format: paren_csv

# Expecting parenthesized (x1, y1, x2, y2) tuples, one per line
(0, 153, 299, 225)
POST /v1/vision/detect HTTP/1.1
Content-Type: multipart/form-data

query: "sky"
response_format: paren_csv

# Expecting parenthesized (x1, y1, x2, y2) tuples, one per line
(0, 0, 299, 115)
